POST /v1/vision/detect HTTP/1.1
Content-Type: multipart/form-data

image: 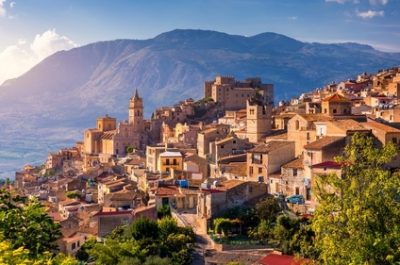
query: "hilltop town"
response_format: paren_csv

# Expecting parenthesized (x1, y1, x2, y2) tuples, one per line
(7, 67, 400, 264)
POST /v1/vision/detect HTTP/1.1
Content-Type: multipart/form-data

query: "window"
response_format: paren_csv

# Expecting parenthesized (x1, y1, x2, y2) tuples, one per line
(392, 138, 398, 144)
(249, 166, 253, 175)
(166, 159, 170, 165)
(295, 187, 300, 195)
(258, 167, 262, 174)
(324, 108, 327, 114)
(77, 241, 80, 247)
(220, 145, 224, 149)
(250, 109, 255, 115)
(306, 132, 310, 140)
(233, 140, 236, 144)
(295, 120, 300, 130)
(71, 243, 76, 250)
(293, 168, 298, 177)
(333, 109, 337, 114)
(173, 158, 177, 165)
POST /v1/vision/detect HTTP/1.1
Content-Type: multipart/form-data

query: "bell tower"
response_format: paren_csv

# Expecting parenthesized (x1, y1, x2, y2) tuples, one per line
(246, 97, 272, 143)
(129, 89, 144, 131)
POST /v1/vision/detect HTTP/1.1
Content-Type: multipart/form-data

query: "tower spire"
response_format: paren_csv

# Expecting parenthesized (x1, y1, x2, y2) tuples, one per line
(134, 89, 139, 99)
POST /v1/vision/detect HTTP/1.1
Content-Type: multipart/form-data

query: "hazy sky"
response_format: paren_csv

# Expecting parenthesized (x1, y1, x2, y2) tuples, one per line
(0, 0, 399, 84)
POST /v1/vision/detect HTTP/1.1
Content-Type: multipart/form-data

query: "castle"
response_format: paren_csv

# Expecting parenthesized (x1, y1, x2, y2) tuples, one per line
(82, 89, 148, 170)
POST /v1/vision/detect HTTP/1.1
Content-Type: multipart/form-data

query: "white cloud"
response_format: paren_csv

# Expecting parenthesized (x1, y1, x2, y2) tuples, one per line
(0, 0, 6, 17)
(30, 29, 76, 59)
(288, 16, 298, 20)
(9, 1, 15, 8)
(369, 0, 388, 5)
(356, 9, 384, 19)
(0, 29, 77, 84)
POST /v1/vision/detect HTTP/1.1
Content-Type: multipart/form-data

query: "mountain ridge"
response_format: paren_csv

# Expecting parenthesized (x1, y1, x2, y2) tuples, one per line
(0, 28, 400, 177)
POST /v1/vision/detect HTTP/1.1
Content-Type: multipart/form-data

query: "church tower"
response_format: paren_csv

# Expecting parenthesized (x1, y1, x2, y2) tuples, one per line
(129, 89, 144, 132)
(246, 97, 272, 143)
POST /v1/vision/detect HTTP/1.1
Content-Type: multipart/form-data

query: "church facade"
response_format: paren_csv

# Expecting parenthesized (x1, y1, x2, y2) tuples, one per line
(83, 90, 149, 169)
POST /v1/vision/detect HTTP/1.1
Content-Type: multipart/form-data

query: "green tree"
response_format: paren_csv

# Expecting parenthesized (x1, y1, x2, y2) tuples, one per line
(272, 215, 318, 258)
(66, 191, 80, 199)
(0, 190, 61, 257)
(255, 196, 281, 224)
(158, 216, 178, 240)
(312, 133, 400, 264)
(0, 234, 78, 265)
(249, 219, 271, 244)
(157, 204, 171, 219)
(127, 217, 159, 240)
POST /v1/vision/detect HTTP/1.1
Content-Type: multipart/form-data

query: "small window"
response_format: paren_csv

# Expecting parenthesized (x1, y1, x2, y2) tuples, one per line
(173, 159, 177, 165)
(324, 109, 327, 114)
(250, 109, 255, 115)
(295, 187, 300, 195)
(220, 145, 224, 149)
(233, 140, 236, 144)
(306, 132, 310, 140)
(71, 243, 76, 250)
(333, 109, 337, 114)
(258, 167, 262, 174)
(295, 120, 300, 130)
(392, 138, 398, 144)
(293, 168, 298, 177)
(249, 166, 253, 175)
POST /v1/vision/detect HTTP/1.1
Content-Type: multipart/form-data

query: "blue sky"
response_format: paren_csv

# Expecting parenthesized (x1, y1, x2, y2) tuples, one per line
(0, 0, 399, 83)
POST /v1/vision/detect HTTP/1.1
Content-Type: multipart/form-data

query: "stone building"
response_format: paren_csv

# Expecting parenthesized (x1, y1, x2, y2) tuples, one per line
(321, 93, 352, 116)
(197, 124, 230, 158)
(82, 90, 149, 170)
(246, 98, 272, 143)
(246, 141, 295, 183)
(287, 114, 332, 157)
(204, 76, 274, 111)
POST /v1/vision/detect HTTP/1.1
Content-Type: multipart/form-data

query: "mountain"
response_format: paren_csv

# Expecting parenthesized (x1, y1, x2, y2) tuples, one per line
(0, 29, 400, 177)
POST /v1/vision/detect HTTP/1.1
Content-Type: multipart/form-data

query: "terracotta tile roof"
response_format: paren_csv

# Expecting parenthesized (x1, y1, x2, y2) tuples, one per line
(331, 119, 369, 132)
(101, 130, 117, 140)
(298, 114, 333, 122)
(322, 93, 351, 103)
(108, 191, 136, 201)
(59, 199, 81, 207)
(362, 119, 400, 133)
(93, 210, 132, 217)
(155, 186, 180, 196)
(249, 141, 293, 153)
(282, 156, 304, 169)
(160, 151, 182, 157)
(223, 162, 247, 176)
(259, 253, 311, 265)
(303, 136, 345, 151)
(215, 136, 236, 145)
(219, 179, 247, 191)
(312, 161, 342, 169)
(274, 112, 297, 119)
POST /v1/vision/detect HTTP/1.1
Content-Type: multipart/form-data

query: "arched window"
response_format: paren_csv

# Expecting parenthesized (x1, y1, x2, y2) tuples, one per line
(295, 120, 300, 130)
